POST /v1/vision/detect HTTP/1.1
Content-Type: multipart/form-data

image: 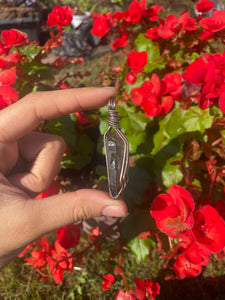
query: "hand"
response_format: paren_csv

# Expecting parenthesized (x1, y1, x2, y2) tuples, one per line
(0, 87, 127, 269)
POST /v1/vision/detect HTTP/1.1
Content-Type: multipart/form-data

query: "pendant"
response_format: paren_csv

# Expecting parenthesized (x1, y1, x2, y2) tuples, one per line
(104, 98, 129, 199)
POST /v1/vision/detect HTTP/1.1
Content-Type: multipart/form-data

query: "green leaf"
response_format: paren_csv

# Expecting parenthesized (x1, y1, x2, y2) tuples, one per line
(21, 61, 53, 82)
(43, 115, 94, 170)
(62, 133, 94, 169)
(135, 33, 166, 73)
(152, 107, 186, 155)
(43, 115, 77, 147)
(162, 152, 184, 188)
(183, 107, 213, 133)
(128, 132, 146, 153)
(152, 106, 213, 155)
(18, 44, 42, 60)
(128, 236, 153, 262)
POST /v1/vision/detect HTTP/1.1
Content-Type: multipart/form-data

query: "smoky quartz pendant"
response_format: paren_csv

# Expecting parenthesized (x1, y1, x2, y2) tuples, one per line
(104, 98, 129, 199)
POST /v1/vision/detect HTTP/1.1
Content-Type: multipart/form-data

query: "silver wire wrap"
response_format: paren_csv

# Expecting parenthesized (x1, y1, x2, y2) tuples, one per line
(104, 98, 129, 199)
(108, 98, 120, 129)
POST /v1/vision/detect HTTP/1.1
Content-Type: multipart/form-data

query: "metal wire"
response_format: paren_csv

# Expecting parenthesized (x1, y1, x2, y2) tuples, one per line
(104, 97, 129, 199)
(108, 98, 120, 129)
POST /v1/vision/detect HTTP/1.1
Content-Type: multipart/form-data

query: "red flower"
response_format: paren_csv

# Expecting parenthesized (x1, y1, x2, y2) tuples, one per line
(159, 95, 174, 116)
(125, 0, 144, 24)
(0, 58, 4, 69)
(145, 280, 160, 299)
(0, 85, 18, 108)
(115, 290, 136, 300)
(111, 33, 130, 50)
(200, 30, 213, 40)
(184, 17, 198, 32)
(196, 0, 215, 13)
(133, 278, 160, 300)
(47, 240, 74, 284)
(3, 53, 19, 68)
(0, 69, 16, 85)
(183, 57, 215, 85)
(102, 274, 115, 290)
(202, 75, 225, 99)
(0, 41, 7, 55)
(161, 73, 182, 97)
(91, 13, 111, 38)
(150, 185, 195, 238)
(1, 29, 27, 46)
(127, 51, 148, 73)
(192, 205, 225, 253)
(183, 241, 211, 266)
(0, 96, 7, 109)
(141, 93, 161, 117)
(174, 253, 202, 279)
(125, 72, 137, 85)
(218, 91, 225, 113)
(145, 5, 162, 21)
(199, 10, 225, 33)
(75, 112, 90, 125)
(47, 6, 74, 28)
(133, 278, 146, 300)
(25, 236, 52, 270)
(145, 27, 159, 40)
(56, 224, 81, 249)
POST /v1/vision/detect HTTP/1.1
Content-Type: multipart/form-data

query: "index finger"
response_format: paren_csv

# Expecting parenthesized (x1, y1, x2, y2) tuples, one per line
(0, 87, 116, 142)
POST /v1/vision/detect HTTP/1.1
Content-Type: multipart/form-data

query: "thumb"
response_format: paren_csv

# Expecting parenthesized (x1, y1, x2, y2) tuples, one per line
(24, 189, 127, 241)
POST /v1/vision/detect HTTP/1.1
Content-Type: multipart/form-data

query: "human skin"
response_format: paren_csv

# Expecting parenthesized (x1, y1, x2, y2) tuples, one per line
(0, 87, 127, 269)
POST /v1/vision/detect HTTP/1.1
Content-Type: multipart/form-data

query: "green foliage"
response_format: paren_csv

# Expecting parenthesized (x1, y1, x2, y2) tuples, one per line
(135, 34, 166, 73)
(152, 105, 213, 155)
(43, 115, 95, 169)
(128, 236, 155, 262)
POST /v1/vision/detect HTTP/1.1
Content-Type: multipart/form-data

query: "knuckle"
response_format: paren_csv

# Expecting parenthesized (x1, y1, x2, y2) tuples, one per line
(33, 174, 50, 193)
(72, 190, 90, 222)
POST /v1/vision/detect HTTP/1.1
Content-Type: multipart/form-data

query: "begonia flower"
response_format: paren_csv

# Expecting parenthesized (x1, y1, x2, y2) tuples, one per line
(133, 278, 146, 300)
(150, 185, 195, 238)
(145, 279, 160, 299)
(183, 241, 211, 266)
(3, 53, 19, 68)
(0, 69, 16, 85)
(183, 57, 215, 85)
(125, 0, 144, 24)
(111, 33, 130, 50)
(145, 27, 160, 40)
(1, 29, 27, 46)
(199, 10, 225, 33)
(47, 6, 74, 28)
(75, 112, 91, 125)
(127, 50, 148, 73)
(133, 278, 160, 300)
(196, 0, 215, 13)
(125, 72, 137, 85)
(91, 13, 111, 38)
(102, 274, 115, 290)
(174, 253, 202, 279)
(218, 91, 225, 113)
(0, 85, 18, 107)
(56, 224, 81, 250)
(192, 205, 225, 253)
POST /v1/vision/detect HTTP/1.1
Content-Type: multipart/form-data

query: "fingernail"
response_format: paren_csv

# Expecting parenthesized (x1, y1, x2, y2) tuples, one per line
(102, 206, 126, 217)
